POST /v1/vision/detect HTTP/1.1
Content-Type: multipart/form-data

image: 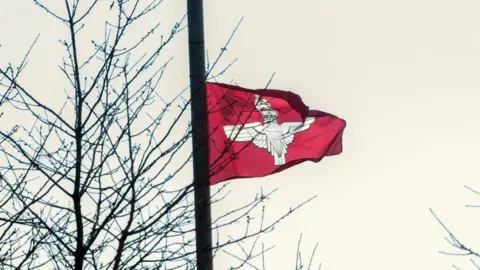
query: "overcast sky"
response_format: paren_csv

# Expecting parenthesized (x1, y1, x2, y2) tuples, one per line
(2, 0, 480, 269)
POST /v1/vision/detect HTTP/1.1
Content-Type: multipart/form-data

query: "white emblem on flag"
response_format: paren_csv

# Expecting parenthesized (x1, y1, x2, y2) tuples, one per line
(223, 95, 315, 166)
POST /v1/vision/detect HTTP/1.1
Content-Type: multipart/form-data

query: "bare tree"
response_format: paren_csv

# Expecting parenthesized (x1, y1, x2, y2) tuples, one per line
(431, 186, 480, 270)
(0, 1, 321, 269)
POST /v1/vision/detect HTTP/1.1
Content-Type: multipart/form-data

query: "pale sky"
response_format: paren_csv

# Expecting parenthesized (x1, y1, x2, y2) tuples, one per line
(2, 0, 480, 269)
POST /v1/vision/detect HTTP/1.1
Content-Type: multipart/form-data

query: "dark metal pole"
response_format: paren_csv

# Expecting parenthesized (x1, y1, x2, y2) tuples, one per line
(186, 0, 213, 269)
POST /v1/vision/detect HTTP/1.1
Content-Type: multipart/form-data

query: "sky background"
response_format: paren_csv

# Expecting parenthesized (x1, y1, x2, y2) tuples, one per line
(2, 0, 480, 269)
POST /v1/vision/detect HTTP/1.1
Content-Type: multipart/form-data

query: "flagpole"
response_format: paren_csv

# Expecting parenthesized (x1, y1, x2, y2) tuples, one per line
(186, 0, 214, 269)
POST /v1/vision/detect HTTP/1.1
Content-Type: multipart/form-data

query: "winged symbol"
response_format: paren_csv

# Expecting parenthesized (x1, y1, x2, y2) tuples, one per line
(223, 95, 315, 166)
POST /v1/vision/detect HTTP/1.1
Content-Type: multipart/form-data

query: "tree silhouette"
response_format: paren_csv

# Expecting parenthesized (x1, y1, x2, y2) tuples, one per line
(0, 1, 321, 269)
(431, 185, 480, 269)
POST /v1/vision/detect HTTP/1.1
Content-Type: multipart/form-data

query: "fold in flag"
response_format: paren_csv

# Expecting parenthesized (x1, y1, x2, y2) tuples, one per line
(207, 82, 346, 185)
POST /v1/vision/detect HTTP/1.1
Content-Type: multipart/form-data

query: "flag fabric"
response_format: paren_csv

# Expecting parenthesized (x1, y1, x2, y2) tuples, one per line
(206, 82, 346, 185)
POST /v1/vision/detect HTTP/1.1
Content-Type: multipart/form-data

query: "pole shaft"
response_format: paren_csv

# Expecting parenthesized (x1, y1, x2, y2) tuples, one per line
(186, 0, 213, 269)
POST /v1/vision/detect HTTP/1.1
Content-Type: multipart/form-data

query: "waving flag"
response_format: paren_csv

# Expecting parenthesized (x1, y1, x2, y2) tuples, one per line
(206, 82, 346, 185)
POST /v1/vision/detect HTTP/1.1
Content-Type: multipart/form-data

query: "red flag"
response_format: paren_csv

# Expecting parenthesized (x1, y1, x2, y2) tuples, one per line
(206, 82, 346, 185)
